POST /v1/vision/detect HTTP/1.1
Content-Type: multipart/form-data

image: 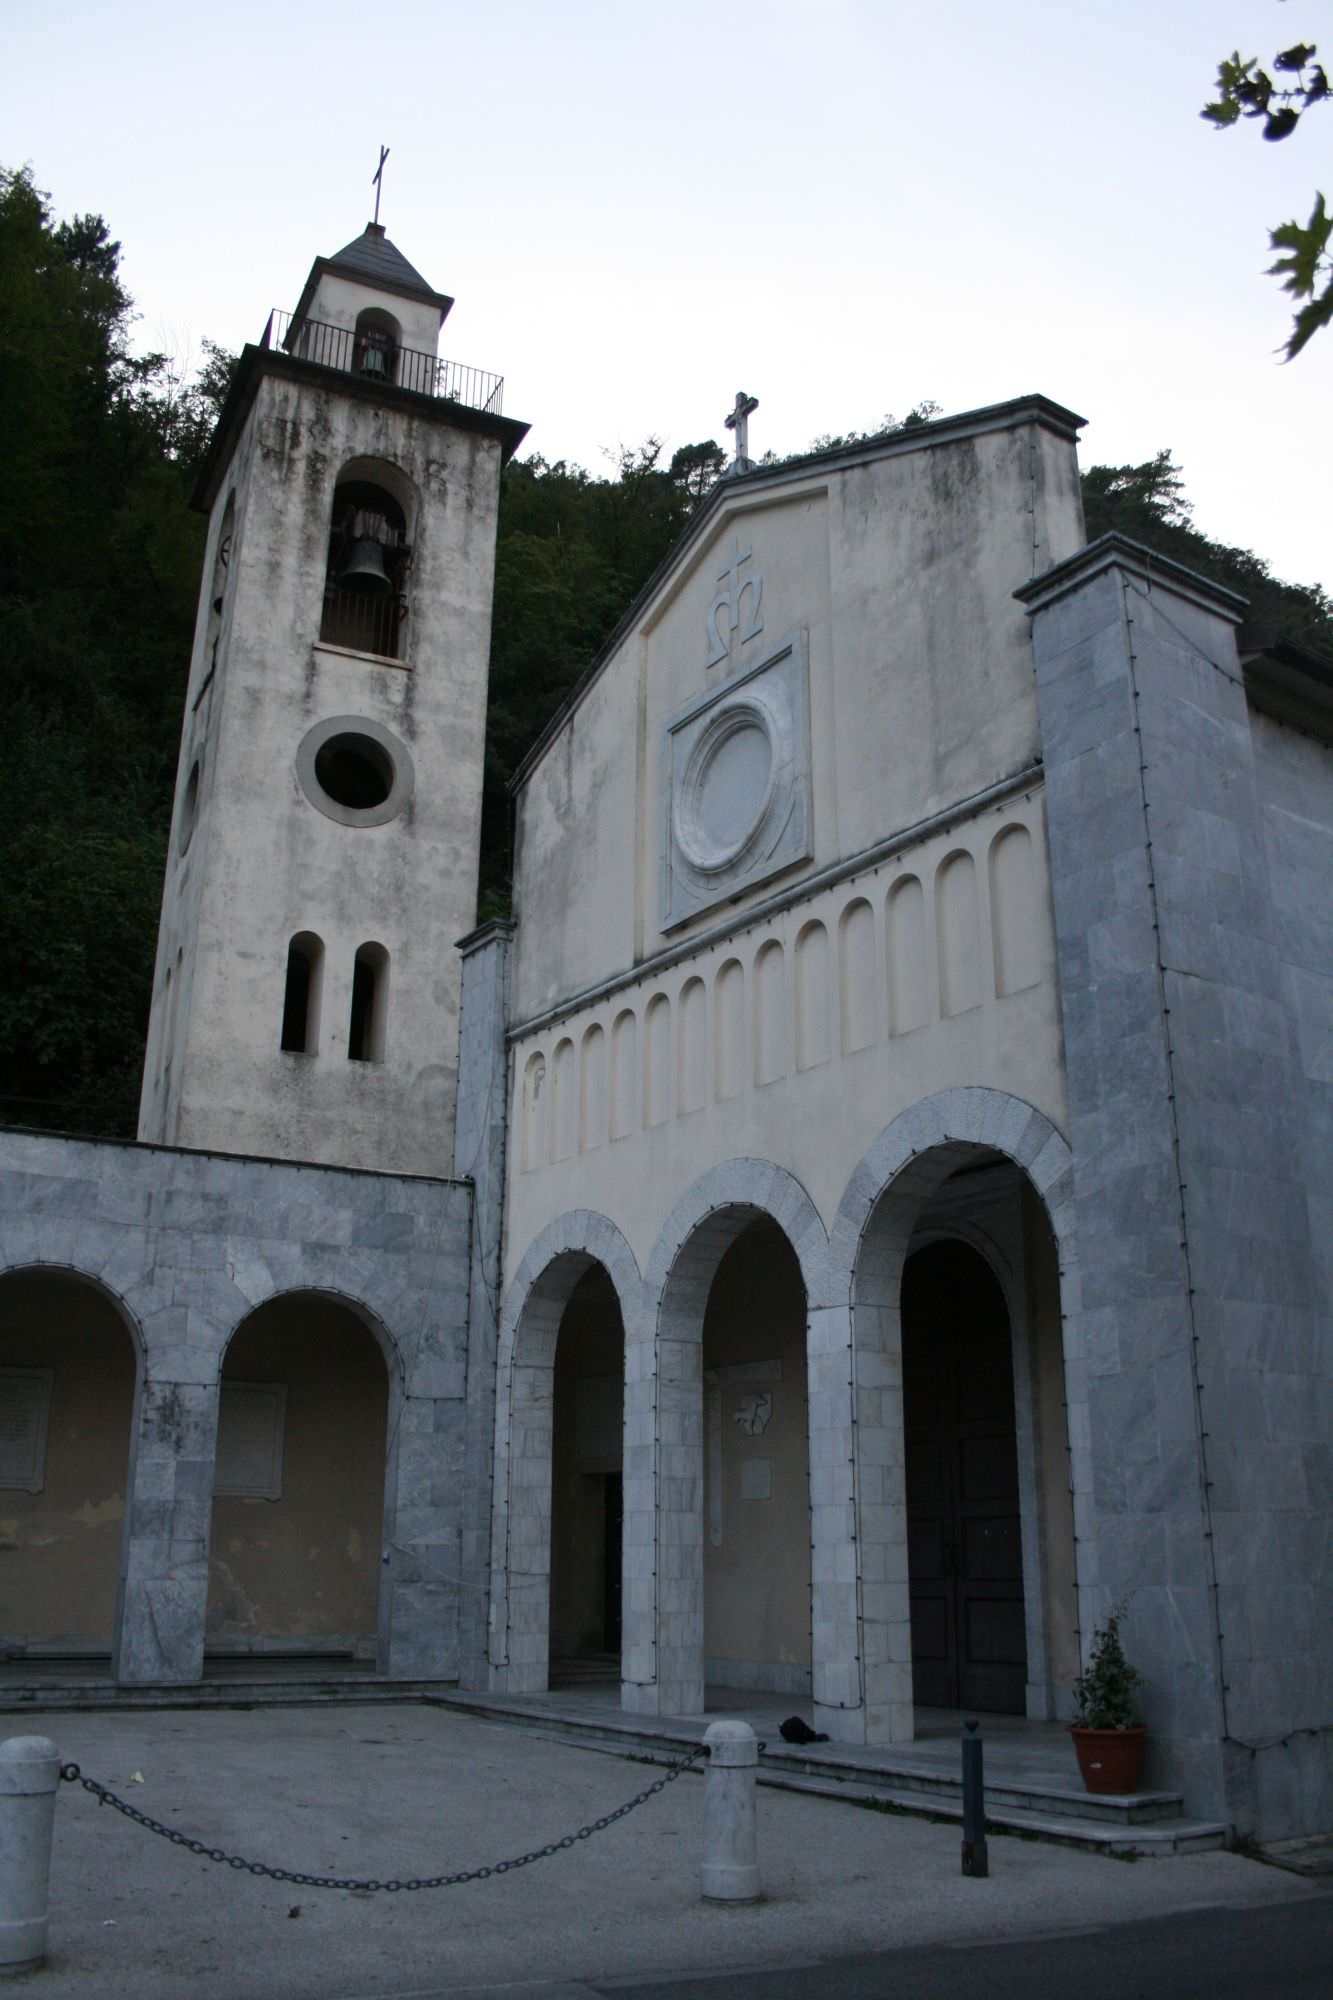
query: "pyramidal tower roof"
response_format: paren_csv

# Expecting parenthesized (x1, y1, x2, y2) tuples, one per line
(327, 222, 441, 304)
(291, 222, 454, 331)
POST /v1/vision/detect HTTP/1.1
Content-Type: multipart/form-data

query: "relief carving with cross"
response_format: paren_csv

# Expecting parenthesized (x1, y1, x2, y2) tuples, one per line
(706, 538, 765, 667)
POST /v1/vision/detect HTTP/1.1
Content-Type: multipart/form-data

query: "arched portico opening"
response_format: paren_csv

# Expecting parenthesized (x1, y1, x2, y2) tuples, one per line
(0, 1267, 140, 1670)
(644, 1163, 828, 1720)
(549, 1266, 625, 1685)
(702, 1220, 810, 1701)
(903, 1235, 1027, 1713)
(840, 1096, 1079, 1740)
(491, 1227, 636, 1696)
(205, 1291, 390, 1671)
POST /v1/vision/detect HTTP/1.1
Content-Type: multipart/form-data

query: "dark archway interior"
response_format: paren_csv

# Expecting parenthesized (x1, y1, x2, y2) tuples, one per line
(701, 1217, 810, 1694)
(903, 1238, 1027, 1713)
(0, 1270, 136, 1655)
(206, 1294, 388, 1658)
(549, 1266, 624, 1678)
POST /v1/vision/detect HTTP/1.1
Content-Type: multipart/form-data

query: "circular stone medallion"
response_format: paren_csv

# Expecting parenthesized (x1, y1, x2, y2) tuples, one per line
(675, 701, 777, 873)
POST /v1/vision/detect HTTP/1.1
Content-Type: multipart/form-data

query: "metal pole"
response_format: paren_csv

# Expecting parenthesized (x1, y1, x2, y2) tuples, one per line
(700, 1720, 761, 1902)
(961, 1718, 989, 1877)
(0, 1736, 61, 1974)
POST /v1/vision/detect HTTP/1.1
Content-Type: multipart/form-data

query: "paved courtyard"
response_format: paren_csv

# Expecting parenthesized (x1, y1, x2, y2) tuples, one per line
(16, 1702, 1324, 1998)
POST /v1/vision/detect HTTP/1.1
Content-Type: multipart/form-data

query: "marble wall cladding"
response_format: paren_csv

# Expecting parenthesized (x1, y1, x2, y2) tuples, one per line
(1025, 541, 1331, 1842)
(0, 1128, 473, 1684)
(452, 923, 513, 1688)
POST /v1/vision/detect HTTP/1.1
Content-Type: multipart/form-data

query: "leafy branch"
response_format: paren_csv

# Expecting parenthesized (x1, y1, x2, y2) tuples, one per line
(1202, 35, 1332, 358)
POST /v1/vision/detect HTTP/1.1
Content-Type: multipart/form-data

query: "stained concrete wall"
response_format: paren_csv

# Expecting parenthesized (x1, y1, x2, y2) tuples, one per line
(0, 1271, 137, 1650)
(0, 1128, 473, 1683)
(141, 356, 505, 1177)
(503, 404, 1078, 1281)
(506, 786, 1065, 1272)
(510, 400, 1085, 1027)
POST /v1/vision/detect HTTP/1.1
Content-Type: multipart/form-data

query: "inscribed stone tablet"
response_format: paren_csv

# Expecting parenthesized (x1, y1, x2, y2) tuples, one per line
(739, 1457, 772, 1502)
(214, 1382, 286, 1498)
(0, 1369, 54, 1491)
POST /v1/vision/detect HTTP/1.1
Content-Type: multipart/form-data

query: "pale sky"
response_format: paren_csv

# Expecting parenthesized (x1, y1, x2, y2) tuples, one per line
(6, 0, 1329, 594)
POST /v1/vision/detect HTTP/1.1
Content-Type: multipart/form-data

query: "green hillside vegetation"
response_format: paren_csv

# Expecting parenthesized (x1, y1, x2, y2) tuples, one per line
(2, 168, 1329, 1140)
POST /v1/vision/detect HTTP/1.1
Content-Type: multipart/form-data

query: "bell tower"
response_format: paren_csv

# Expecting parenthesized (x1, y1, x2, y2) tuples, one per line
(138, 221, 528, 1174)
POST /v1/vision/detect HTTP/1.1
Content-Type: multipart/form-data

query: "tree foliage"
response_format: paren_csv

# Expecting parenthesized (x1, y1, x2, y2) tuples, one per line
(1202, 29, 1332, 357)
(0, 167, 222, 1135)
(1081, 447, 1333, 652)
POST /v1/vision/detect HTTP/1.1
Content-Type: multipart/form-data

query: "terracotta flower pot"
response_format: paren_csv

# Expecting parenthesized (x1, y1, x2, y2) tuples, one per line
(1070, 1725, 1146, 1794)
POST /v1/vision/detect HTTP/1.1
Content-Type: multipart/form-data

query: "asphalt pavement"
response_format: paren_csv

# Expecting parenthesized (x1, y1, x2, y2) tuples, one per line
(11, 1702, 1328, 1998)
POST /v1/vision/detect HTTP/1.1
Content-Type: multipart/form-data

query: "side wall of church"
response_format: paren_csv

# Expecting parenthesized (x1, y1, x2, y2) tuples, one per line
(1026, 540, 1331, 1843)
(1251, 705, 1333, 1313)
(1248, 705, 1333, 1838)
(0, 1129, 474, 1683)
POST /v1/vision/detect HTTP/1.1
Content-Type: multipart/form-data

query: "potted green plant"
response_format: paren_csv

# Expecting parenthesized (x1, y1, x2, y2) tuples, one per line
(1070, 1603, 1146, 1794)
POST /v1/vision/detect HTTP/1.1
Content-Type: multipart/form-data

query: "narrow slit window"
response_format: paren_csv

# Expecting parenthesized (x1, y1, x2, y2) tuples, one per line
(348, 942, 388, 1062)
(281, 933, 323, 1053)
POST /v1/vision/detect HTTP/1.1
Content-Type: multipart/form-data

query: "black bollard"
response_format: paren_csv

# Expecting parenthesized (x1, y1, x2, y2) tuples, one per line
(961, 1718, 988, 1877)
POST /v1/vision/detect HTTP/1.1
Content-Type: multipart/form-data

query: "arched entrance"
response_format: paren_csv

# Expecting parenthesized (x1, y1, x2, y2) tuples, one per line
(549, 1266, 625, 1684)
(903, 1238, 1026, 1713)
(206, 1292, 389, 1667)
(0, 1269, 139, 1667)
(493, 1245, 635, 1691)
(838, 1090, 1082, 1737)
(644, 1162, 828, 1719)
(702, 1219, 810, 1699)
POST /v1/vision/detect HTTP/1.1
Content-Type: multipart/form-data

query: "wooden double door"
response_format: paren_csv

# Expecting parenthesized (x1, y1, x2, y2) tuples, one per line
(903, 1239, 1028, 1714)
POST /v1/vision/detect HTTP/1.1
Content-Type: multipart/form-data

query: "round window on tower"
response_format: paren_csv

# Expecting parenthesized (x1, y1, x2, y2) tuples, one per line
(314, 733, 392, 809)
(296, 716, 414, 827)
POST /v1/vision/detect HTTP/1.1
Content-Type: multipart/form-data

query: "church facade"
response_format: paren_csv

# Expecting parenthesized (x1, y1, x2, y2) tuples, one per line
(1, 224, 1329, 1847)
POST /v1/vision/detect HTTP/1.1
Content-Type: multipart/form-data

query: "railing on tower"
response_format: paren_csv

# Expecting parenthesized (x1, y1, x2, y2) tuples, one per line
(262, 310, 504, 416)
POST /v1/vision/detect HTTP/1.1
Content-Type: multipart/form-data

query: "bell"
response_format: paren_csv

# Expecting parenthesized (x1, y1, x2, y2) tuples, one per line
(358, 341, 389, 380)
(338, 537, 393, 596)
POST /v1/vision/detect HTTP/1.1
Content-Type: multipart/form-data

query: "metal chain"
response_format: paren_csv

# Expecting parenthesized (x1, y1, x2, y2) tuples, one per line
(58, 1745, 703, 1894)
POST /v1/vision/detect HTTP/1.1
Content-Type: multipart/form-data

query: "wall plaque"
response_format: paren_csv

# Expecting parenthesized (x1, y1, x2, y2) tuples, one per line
(0, 1369, 54, 1492)
(214, 1382, 287, 1499)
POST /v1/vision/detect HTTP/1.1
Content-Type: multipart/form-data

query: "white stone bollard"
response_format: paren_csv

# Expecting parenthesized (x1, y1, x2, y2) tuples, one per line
(0, 1736, 61, 1975)
(700, 1719, 761, 1903)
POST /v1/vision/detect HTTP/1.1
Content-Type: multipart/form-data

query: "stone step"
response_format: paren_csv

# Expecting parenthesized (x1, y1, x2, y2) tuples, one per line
(0, 1677, 1231, 1860)
(765, 1741, 1186, 1825)
(428, 1694, 1229, 1859)
(0, 1674, 447, 1713)
(747, 1766, 1230, 1858)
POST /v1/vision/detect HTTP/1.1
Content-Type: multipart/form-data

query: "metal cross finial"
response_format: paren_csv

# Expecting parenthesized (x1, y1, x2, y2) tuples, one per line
(724, 390, 759, 473)
(372, 146, 390, 227)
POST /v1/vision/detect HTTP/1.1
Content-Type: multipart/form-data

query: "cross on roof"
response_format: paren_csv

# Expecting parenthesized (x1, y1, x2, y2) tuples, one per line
(725, 390, 759, 473)
(372, 145, 390, 227)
